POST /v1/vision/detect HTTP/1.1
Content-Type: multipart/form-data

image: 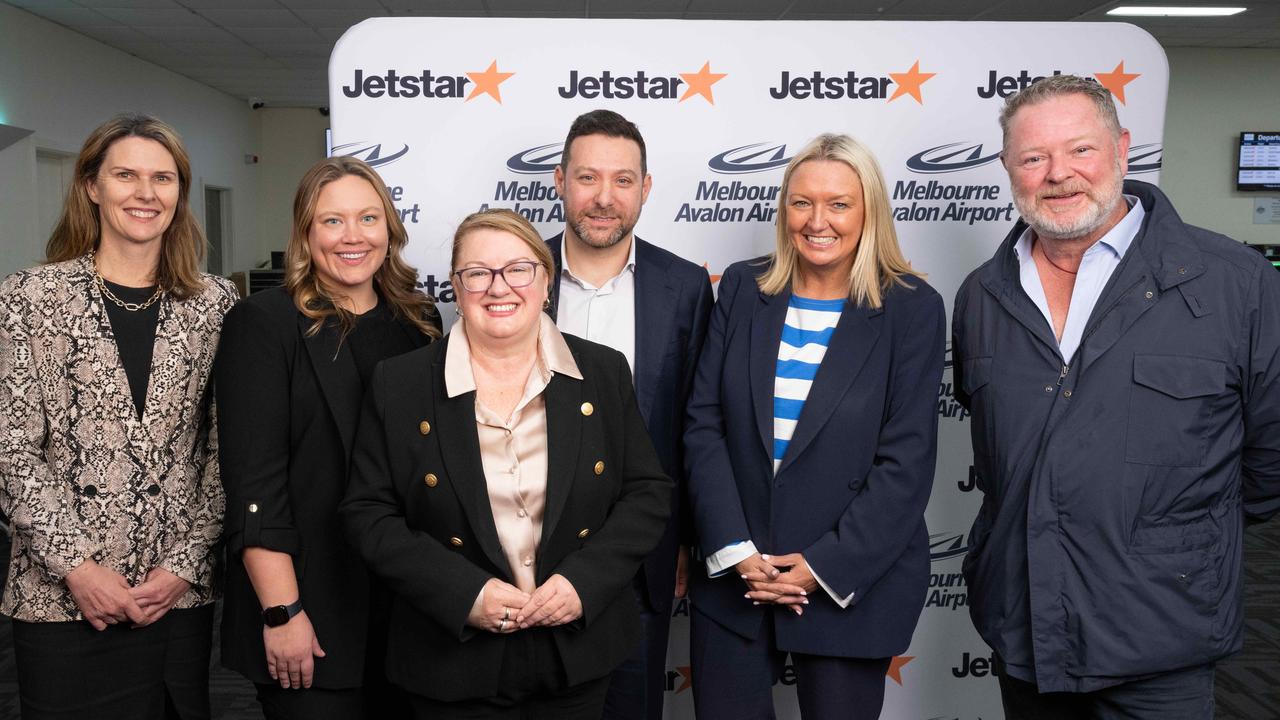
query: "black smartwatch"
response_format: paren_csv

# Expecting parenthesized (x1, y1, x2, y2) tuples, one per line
(262, 598, 303, 628)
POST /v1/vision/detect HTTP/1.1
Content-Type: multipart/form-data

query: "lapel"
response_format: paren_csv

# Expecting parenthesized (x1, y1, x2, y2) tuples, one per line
(539, 370, 583, 551)
(299, 314, 363, 461)
(775, 301, 882, 477)
(546, 233, 564, 323)
(631, 239, 674, 423)
(140, 292, 199, 450)
(431, 347, 512, 580)
(749, 288, 790, 459)
(77, 257, 146, 444)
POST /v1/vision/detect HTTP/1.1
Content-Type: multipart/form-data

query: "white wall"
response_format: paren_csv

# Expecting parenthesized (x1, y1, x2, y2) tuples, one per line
(1162, 47, 1280, 245)
(255, 107, 331, 266)
(0, 3, 261, 277)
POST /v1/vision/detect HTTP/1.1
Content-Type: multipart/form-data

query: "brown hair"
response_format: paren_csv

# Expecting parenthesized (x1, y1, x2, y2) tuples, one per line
(560, 109, 647, 175)
(757, 133, 923, 308)
(450, 208, 555, 298)
(285, 156, 440, 340)
(45, 113, 207, 299)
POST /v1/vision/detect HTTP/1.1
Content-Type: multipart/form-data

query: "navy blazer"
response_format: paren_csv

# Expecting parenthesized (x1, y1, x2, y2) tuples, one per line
(547, 234, 713, 613)
(684, 258, 945, 658)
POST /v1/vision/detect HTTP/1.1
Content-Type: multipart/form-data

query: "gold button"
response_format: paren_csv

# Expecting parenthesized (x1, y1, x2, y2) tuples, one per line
(593, 461, 605, 475)
(580, 402, 593, 416)
(449, 537, 463, 547)
(578, 528, 590, 539)
(523, 558, 533, 567)
(248, 503, 259, 513)
(419, 420, 431, 435)
(424, 473, 438, 487)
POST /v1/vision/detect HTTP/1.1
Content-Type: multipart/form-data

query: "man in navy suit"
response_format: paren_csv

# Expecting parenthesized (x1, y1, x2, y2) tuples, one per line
(546, 109, 713, 720)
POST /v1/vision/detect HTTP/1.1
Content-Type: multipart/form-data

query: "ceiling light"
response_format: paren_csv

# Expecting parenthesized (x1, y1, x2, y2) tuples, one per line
(1107, 6, 1246, 16)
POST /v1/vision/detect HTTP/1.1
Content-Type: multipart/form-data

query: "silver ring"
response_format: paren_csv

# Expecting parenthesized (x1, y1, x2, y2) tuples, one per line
(503, 607, 510, 621)
(499, 618, 508, 631)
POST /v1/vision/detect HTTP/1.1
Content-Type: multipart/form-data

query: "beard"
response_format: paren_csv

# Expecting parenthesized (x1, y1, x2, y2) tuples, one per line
(568, 207, 636, 249)
(1014, 161, 1125, 241)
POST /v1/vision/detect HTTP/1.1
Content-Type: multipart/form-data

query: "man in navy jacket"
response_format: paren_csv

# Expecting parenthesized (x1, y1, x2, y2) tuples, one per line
(545, 109, 713, 720)
(953, 74, 1280, 718)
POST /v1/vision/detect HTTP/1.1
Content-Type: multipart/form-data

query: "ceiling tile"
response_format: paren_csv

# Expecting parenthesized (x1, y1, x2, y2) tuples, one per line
(93, 7, 215, 26)
(229, 26, 323, 43)
(198, 8, 307, 27)
(289, 8, 383, 26)
(134, 24, 238, 42)
(16, 5, 120, 26)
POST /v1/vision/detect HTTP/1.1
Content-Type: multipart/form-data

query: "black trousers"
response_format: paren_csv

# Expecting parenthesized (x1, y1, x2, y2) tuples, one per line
(12, 604, 214, 720)
(602, 578, 671, 720)
(690, 607, 892, 720)
(254, 684, 365, 720)
(406, 627, 611, 720)
(998, 663, 1216, 720)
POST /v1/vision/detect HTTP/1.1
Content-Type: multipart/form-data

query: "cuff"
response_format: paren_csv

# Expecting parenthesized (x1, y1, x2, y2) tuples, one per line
(706, 540, 758, 578)
(808, 559, 856, 608)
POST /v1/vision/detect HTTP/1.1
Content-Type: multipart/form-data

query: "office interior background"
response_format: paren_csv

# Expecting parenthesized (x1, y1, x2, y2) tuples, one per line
(0, 1, 1278, 718)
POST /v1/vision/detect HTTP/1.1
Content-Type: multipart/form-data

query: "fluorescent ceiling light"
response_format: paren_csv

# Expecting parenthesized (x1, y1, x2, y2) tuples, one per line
(1107, 6, 1246, 16)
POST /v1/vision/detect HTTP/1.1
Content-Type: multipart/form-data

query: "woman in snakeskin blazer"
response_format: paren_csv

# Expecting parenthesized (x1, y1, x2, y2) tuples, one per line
(0, 114, 237, 720)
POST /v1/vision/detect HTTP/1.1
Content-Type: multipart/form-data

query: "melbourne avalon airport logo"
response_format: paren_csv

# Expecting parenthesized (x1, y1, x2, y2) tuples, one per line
(1127, 143, 1162, 174)
(479, 142, 563, 223)
(906, 142, 1001, 175)
(331, 141, 409, 168)
(505, 143, 563, 175)
(708, 143, 793, 175)
(674, 143, 787, 223)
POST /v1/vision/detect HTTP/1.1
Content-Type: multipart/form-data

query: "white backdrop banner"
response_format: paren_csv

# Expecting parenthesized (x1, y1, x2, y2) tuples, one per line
(329, 18, 1168, 720)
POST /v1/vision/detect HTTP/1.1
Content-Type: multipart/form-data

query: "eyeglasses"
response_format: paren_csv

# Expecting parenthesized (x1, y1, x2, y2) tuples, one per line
(453, 261, 541, 293)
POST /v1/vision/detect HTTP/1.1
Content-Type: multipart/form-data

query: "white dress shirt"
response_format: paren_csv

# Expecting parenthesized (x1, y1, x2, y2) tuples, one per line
(1014, 195, 1145, 364)
(555, 238, 637, 377)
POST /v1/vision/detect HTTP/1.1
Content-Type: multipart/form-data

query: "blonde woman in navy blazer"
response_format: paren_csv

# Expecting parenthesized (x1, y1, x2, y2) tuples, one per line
(684, 134, 945, 719)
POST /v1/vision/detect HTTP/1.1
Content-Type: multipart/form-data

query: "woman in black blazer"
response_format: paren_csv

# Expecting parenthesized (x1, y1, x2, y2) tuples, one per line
(216, 156, 440, 719)
(339, 208, 672, 720)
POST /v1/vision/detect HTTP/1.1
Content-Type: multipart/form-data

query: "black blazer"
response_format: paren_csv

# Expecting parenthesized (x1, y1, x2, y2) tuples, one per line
(216, 286, 434, 687)
(338, 332, 672, 702)
(547, 235, 713, 613)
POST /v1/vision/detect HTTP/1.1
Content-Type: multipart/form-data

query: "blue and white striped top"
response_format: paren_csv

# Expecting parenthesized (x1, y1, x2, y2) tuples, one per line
(773, 294, 844, 472)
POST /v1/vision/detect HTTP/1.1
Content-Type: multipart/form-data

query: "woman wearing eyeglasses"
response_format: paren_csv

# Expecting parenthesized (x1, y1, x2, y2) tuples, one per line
(215, 156, 440, 719)
(0, 114, 237, 719)
(340, 208, 671, 719)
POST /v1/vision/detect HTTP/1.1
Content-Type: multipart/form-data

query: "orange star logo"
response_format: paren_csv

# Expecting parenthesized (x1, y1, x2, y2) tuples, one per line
(675, 665, 693, 693)
(680, 62, 728, 104)
(885, 655, 914, 685)
(888, 61, 935, 104)
(466, 60, 515, 103)
(1095, 61, 1141, 104)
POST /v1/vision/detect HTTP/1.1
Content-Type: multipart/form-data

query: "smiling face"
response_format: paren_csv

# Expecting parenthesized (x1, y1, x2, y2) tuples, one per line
(307, 174, 389, 307)
(454, 227, 548, 348)
(1003, 92, 1131, 243)
(785, 159, 866, 288)
(87, 136, 180, 253)
(554, 133, 651, 251)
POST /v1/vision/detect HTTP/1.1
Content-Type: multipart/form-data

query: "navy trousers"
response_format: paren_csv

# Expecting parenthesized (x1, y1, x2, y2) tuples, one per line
(998, 663, 1216, 720)
(690, 606, 891, 720)
(602, 578, 671, 720)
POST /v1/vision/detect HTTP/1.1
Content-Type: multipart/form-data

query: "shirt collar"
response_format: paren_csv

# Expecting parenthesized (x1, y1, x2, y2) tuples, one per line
(1014, 194, 1143, 266)
(444, 313, 582, 398)
(561, 236, 637, 290)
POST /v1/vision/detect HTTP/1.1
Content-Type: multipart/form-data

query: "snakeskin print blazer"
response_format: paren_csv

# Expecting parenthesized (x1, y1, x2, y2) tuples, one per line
(0, 254, 237, 622)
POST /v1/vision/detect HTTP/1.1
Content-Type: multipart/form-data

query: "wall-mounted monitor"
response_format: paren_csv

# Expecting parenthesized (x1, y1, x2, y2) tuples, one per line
(1238, 132, 1280, 191)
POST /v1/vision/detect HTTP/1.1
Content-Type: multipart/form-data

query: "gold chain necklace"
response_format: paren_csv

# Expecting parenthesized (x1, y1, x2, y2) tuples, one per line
(95, 270, 164, 311)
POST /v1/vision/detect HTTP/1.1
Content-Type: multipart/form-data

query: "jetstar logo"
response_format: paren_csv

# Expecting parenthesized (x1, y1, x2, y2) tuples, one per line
(506, 143, 563, 175)
(557, 61, 727, 104)
(708, 143, 792, 175)
(769, 60, 935, 104)
(1127, 143, 1162, 174)
(340, 60, 515, 103)
(331, 141, 409, 168)
(977, 62, 1140, 104)
(930, 531, 970, 561)
(906, 142, 1002, 174)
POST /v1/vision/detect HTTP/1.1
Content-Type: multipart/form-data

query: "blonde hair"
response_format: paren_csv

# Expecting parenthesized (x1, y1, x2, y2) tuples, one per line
(45, 113, 207, 299)
(285, 156, 439, 340)
(450, 209, 555, 298)
(756, 133, 923, 308)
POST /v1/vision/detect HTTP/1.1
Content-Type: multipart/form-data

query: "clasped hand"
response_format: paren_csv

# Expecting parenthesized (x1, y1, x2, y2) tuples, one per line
(736, 552, 819, 616)
(65, 560, 191, 630)
(469, 574, 583, 634)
